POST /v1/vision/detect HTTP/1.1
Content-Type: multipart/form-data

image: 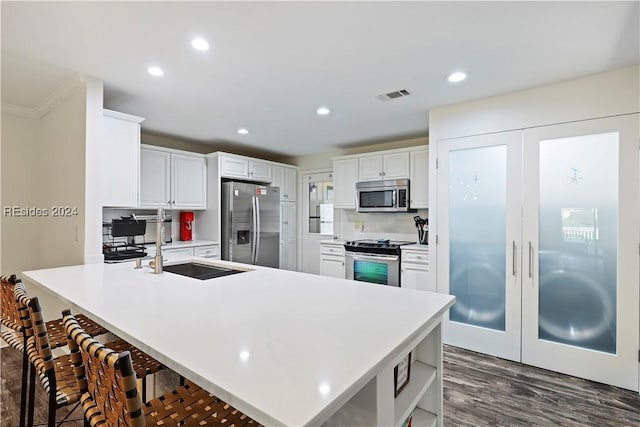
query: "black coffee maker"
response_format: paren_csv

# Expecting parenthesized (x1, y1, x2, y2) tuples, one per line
(413, 216, 428, 245)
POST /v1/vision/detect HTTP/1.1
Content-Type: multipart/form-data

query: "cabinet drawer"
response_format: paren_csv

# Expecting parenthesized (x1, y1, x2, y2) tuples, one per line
(321, 244, 345, 256)
(402, 250, 429, 264)
(195, 245, 219, 258)
(163, 247, 194, 257)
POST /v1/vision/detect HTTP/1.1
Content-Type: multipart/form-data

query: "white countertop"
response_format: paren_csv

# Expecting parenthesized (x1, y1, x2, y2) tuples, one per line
(23, 259, 453, 426)
(402, 244, 428, 251)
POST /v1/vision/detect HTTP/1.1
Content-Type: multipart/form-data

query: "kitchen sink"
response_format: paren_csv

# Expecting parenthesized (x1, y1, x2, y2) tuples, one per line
(163, 262, 245, 280)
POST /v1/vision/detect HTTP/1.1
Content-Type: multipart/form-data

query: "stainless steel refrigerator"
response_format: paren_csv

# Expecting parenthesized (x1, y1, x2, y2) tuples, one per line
(221, 181, 280, 267)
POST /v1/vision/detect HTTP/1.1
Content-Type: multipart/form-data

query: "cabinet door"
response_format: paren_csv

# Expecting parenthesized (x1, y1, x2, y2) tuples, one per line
(139, 148, 171, 208)
(249, 161, 272, 182)
(410, 149, 429, 208)
(172, 154, 206, 209)
(102, 114, 140, 207)
(284, 168, 297, 201)
(358, 155, 383, 181)
(401, 264, 432, 291)
(382, 152, 409, 180)
(333, 158, 358, 209)
(320, 256, 345, 278)
(280, 202, 297, 270)
(272, 166, 285, 200)
(220, 156, 249, 178)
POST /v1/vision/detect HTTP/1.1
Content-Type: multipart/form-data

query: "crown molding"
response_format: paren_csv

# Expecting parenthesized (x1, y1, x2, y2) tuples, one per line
(1, 103, 38, 118)
(1, 74, 86, 119)
(34, 74, 86, 118)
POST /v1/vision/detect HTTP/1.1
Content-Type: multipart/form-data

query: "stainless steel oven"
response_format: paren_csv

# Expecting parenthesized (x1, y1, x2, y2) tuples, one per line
(344, 240, 414, 286)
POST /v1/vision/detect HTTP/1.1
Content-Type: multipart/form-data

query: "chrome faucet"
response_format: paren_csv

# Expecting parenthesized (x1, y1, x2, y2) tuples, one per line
(153, 207, 165, 274)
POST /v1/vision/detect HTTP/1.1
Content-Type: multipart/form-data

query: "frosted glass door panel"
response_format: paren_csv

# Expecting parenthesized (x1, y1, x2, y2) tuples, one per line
(538, 132, 618, 353)
(449, 146, 507, 331)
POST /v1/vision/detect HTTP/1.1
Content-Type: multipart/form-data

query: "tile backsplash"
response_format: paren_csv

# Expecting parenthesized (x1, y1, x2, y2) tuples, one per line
(337, 209, 428, 243)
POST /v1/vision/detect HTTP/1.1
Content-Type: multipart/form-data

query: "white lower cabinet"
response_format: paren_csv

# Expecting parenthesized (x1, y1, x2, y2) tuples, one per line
(401, 247, 431, 291)
(319, 242, 345, 278)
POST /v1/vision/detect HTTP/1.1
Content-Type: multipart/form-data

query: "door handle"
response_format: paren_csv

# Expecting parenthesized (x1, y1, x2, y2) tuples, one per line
(512, 241, 517, 277)
(528, 241, 533, 278)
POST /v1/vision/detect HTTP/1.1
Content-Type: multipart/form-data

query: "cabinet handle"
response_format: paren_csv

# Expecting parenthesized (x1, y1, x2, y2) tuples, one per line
(512, 241, 517, 277)
(528, 241, 533, 278)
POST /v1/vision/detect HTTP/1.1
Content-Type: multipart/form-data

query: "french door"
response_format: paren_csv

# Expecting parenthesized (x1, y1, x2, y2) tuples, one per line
(438, 114, 639, 390)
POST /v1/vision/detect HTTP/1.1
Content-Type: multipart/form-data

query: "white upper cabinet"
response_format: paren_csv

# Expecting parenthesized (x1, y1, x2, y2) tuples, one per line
(219, 154, 272, 182)
(333, 158, 358, 209)
(409, 148, 429, 208)
(249, 161, 272, 182)
(101, 110, 144, 207)
(358, 151, 409, 181)
(139, 148, 171, 207)
(273, 166, 297, 201)
(172, 153, 207, 208)
(140, 146, 206, 209)
(220, 156, 249, 178)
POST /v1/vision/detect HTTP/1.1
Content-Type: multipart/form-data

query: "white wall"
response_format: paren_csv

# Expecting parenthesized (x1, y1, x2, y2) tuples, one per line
(1, 113, 42, 275)
(428, 65, 640, 290)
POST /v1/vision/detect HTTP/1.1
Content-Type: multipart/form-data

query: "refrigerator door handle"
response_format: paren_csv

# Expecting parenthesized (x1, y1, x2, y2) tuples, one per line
(251, 196, 258, 264)
(255, 196, 261, 264)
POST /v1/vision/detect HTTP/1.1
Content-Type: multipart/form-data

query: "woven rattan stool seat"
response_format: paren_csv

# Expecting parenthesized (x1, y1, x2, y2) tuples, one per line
(45, 314, 108, 350)
(107, 339, 165, 378)
(143, 381, 261, 426)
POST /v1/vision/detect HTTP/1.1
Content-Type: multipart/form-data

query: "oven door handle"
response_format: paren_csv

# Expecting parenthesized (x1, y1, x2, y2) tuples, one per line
(346, 252, 400, 262)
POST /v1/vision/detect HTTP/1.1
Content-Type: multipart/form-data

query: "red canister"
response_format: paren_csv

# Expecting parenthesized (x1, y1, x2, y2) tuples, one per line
(180, 211, 194, 241)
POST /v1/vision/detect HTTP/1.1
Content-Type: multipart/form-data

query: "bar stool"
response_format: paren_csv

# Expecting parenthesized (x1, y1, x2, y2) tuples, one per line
(16, 284, 164, 427)
(63, 310, 262, 427)
(0, 274, 31, 427)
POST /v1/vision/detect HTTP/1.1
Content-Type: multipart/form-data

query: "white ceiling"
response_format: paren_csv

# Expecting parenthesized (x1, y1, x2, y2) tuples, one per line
(2, 1, 638, 156)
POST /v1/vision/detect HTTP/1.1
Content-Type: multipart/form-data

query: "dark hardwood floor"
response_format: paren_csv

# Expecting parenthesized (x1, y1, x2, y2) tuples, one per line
(2, 345, 639, 426)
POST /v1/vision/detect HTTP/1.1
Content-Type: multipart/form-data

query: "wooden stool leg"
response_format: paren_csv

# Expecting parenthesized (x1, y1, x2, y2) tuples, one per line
(27, 364, 36, 427)
(47, 374, 57, 427)
(19, 340, 29, 427)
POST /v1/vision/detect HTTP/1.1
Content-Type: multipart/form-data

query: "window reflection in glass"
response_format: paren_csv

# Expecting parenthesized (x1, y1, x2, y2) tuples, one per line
(309, 181, 334, 234)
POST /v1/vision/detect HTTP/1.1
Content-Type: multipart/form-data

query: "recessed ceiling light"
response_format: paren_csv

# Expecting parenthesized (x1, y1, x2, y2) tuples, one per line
(447, 71, 467, 83)
(237, 128, 249, 135)
(316, 107, 331, 116)
(147, 66, 164, 77)
(191, 38, 210, 51)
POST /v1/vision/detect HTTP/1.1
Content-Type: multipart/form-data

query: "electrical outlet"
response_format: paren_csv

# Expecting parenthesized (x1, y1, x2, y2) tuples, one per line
(355, 221, 364, 231)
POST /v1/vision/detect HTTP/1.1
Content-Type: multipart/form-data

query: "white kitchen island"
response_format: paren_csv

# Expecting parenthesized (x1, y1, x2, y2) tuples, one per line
(23, 259, 454, 427)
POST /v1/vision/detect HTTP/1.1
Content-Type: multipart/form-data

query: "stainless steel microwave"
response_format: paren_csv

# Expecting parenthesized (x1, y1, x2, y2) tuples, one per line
(356, 179, 414, 213)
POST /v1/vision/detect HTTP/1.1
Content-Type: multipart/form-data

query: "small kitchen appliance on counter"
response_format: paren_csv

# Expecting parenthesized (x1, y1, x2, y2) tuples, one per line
(414, 216, 428, 245)
(344, 239, 415, 286)
(102, 217, 147, 262)
(180, 211, 194, 241)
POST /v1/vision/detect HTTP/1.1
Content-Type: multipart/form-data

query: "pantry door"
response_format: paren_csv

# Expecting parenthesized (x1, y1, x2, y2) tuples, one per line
(437, 130, 523, 362)
(521, 114, 639, 390)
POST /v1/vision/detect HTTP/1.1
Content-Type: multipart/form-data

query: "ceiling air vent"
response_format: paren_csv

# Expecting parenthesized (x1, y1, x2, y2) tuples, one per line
(377, 89, 411, 101)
